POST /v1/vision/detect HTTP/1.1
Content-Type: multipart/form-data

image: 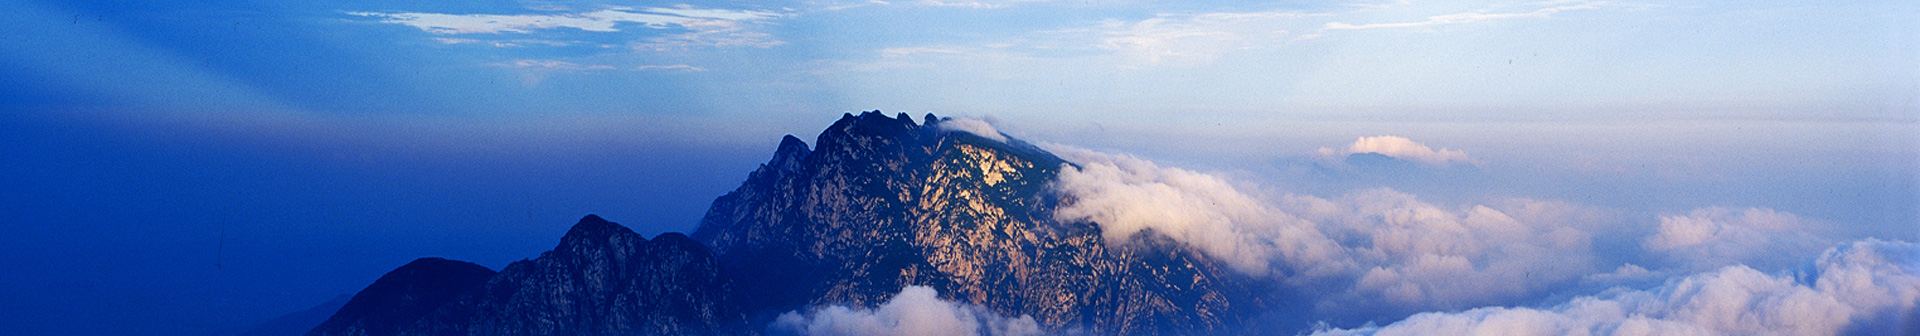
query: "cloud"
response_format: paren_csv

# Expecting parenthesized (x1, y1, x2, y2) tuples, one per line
(349, 5, 784, 49)
(1643, 207, 1829, 271)
(916, 0, 1039, 9)
(1047, 145, 1613, 313)
(494, 59, 616, 71)
(1323, 1, 1608, 31)
(1046, 144, 1348, 276)
(634, 64, 707, 72)
(1290, 191, 1602, 313)
(771, 286, 1045, 336)
(1036, 133, 1890, 331)
(1317, 136, 1476, 167)
(1094, 11, 1326, 66)
(1312, 239, 1920, 336)
(937, 117, 1010, 142)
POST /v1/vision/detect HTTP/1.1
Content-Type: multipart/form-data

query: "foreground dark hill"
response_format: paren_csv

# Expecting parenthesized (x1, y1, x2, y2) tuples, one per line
(310, 216, 742, 336)
(312, 112, 1266, 335)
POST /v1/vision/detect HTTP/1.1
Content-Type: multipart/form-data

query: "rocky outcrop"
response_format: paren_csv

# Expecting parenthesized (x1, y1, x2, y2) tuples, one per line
(696, 111, 1263, 334)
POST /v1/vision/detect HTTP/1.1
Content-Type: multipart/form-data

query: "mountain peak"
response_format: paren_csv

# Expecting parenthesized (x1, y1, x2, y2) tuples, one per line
(310, 257, 494, 336)
(769, 135, 811, 172)
(557, 214, 637, 251)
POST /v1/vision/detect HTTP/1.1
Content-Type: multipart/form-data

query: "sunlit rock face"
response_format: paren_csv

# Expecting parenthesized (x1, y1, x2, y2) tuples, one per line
(696, 111, 1265, 334)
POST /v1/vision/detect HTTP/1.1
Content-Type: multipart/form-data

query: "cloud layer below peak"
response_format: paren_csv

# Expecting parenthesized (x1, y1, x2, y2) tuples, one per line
(771, 286, 1044, 336)
(1313, 239, 1920, 336)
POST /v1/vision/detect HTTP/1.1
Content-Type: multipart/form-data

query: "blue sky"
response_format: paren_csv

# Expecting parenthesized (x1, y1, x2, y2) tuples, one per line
(1, 0, 1916, 335)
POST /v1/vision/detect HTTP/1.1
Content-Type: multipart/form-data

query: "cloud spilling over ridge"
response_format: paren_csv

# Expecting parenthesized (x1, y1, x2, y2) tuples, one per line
(1041, 143, 1885, 327)
(1317, 136, 1475, 167)
(1047, 145, 1612, 313)
(1645, 207, 1828, 271)
(771, 286, 1044, 336)
(938, 117, 1010, 142)
(1045, 144, 1347, 276)
(1312, 239, 1920, 336)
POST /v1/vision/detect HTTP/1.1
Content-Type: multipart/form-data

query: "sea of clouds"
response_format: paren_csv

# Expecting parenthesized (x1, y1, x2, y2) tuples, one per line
(772, 124, 1916, 335)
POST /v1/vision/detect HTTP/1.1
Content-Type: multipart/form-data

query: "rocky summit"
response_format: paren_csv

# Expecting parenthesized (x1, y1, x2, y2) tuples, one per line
(312, 112, 1266, 335)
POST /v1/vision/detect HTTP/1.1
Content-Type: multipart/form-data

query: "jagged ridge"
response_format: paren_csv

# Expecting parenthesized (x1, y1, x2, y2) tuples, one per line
(696, 111, 1263, 334)
(315, 112, 1267, 335)
(310, 215, 742, 336)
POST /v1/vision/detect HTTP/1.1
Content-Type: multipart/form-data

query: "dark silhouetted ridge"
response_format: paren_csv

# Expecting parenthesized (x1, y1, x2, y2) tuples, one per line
(308, 258, 493, 336)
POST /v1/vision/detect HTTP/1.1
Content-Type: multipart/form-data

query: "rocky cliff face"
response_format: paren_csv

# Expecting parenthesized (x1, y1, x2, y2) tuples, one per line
(314, 112, 1266, 335)
(309, 215, 742, 336)
(696, 112, 1263, 334)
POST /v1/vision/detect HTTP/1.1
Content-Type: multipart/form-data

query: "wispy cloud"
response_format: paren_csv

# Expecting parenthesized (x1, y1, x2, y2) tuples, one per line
(1323, 1, 1609, 31)
(494, 59, 616, 71)
(433, 37, 582, 48)
(349, 5, 785, 50)
(915, 0, 1050, 9)
(633, 64, 707, 72)
(1094, 11, 1328, 66)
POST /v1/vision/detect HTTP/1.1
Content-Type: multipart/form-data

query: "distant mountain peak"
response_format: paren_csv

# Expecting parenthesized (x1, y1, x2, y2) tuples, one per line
(309, 257, 494, 336)
(556, 214, 638, 252)
(313, 217, 742, 336)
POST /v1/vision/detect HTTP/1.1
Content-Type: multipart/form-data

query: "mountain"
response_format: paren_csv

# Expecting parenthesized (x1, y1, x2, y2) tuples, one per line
(697, 111, 1264, 333)
(237, 295, 349, 336)
(309, 215, 742, 336)
(312, 112, 1266, 335)
(310, 257, 496, 336)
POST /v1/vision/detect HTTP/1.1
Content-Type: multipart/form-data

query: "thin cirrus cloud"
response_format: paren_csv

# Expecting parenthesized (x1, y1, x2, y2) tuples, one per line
(347, 5, 785, 49)
(495, 59, 616, 71)
(1323, 1, 1611, 31)
(634, 64, 708, 72)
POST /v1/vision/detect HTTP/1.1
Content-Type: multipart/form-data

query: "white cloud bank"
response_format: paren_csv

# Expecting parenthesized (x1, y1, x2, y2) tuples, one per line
(1044, 144, 1881, 325)
(1645, 207, 1829, 271)
(1047, 145, 1347, 276)
(1047, 145, 1608, 313)
(1294, 191, 1601, 313)
(771, 286, 1044, 336)
(1312, 239, 1920, 336)
(1317, 136, 1476, 167)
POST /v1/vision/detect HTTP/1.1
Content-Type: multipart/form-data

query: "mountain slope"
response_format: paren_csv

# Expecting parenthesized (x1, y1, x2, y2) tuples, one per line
(309, 258, 495, 336)
(309, 215, 742, 336)
(696, 112, 1264, 334)
(316, 112, 1268, 335)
